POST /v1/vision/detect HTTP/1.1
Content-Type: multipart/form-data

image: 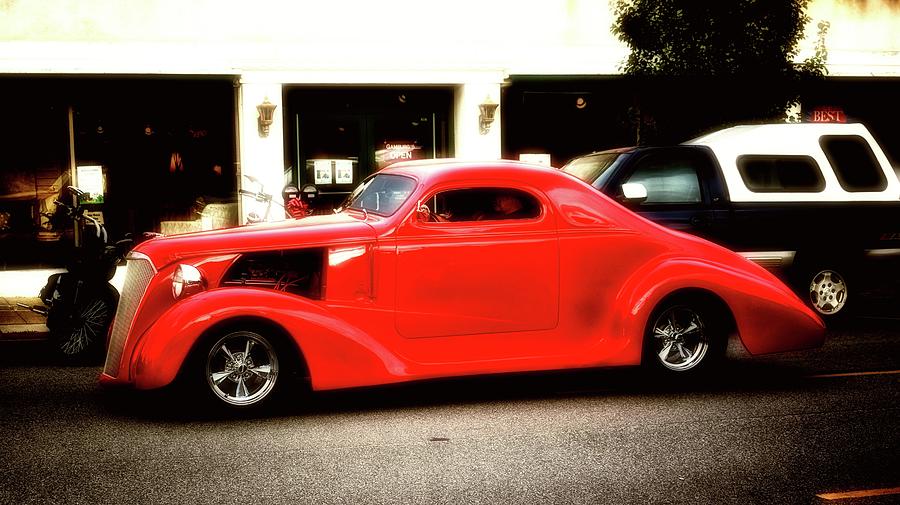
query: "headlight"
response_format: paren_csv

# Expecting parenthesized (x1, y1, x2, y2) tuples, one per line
(172, 264, 204, 299)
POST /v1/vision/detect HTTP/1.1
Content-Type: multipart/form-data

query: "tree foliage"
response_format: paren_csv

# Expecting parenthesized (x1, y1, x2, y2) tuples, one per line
(612, 0, 827, 143)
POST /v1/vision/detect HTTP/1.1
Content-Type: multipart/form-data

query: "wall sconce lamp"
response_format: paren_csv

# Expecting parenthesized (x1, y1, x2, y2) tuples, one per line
(479, 97, 499, 135)
(257, 97, 278, 137)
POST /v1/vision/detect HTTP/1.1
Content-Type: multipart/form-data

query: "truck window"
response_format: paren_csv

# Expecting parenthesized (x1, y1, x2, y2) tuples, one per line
(737, 155, 825, 193)
(562, 152, 623, 187)
(624, 157, 702, 204)
(819, 135, 887, 192)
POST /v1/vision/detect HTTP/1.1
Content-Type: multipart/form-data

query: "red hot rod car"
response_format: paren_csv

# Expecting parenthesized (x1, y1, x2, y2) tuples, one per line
(100, 160, 824, 408)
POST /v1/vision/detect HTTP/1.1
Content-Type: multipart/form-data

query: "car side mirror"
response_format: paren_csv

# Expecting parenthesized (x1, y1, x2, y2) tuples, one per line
(620, 182, 648, 204)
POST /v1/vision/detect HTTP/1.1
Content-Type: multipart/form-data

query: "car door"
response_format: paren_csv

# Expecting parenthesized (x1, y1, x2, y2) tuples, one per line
(611, 147, 721, 241)
(394, 185, 559, 339)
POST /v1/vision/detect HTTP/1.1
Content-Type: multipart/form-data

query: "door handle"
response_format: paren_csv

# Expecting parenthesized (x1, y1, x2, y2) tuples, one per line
(690, 215, 708, 227)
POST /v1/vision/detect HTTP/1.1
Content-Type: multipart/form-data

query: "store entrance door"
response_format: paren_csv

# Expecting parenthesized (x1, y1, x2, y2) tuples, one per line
(289, 88, 452, 212)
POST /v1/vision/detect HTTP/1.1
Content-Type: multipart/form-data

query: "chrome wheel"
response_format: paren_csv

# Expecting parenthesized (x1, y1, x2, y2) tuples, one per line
(206, 331, 279, 407)
(809, 269, 847, 315)
(651, 305, 709, 372)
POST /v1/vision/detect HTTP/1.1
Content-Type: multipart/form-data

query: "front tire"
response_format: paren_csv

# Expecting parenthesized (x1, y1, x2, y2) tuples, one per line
(644, 297, 725, 375)
(50, 293, 115, 364)
(204, 330, 281, 408)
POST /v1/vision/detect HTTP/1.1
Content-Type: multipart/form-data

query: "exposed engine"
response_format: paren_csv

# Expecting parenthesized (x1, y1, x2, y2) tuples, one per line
(222, 249, 324, 299)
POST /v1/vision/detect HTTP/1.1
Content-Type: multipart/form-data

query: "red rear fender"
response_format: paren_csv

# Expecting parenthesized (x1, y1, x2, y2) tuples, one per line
(616, 258, 824, 357)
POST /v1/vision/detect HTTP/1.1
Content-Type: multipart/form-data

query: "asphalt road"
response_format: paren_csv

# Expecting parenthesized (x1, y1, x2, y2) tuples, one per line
(1, 318, 898, 505)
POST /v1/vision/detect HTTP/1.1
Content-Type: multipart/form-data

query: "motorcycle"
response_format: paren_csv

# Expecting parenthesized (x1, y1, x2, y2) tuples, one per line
(19, 186, 133, 363)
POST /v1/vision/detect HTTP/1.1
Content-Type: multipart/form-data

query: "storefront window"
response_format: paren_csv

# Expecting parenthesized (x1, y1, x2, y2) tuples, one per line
(288, 88, 451, 212)
(75, 82, 236, 238)
(0, 83, 70, 269)
(0, 78, 236, 269)
(372, 116, 436, 170)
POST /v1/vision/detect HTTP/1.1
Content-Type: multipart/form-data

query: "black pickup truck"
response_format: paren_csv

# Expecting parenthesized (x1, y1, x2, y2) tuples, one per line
(562, 122, 900, 321)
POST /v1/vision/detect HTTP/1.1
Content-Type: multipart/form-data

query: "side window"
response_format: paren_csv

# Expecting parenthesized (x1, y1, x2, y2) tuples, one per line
(426, 188, 541, 222)
(820, 135, 887, 192)
(737, 155, 825, 193)
(624, 155, 702, 204)
(562, 152, 623, 187)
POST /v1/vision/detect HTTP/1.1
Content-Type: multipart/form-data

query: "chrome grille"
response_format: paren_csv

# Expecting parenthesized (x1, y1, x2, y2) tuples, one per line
(103, 255, 156, 377)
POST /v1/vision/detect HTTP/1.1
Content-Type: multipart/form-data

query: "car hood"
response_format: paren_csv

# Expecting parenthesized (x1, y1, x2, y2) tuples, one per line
(134, 212, 377, 269)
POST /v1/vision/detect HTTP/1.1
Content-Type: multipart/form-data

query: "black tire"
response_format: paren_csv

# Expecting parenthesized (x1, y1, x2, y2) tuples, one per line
(49, 292, 115, 364)
(198, 329, 285, 410)
(642, 296, 727, 376)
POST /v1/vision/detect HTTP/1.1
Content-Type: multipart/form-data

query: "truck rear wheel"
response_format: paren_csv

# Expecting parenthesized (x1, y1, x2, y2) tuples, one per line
(808, 268, 849, 317)
(793, 258, 854, 323)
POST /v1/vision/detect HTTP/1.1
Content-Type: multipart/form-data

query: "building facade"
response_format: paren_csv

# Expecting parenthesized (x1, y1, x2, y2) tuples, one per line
(0, 0, 897, 272)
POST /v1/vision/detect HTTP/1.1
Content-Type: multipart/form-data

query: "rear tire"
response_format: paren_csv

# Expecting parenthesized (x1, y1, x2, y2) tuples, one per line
(643, 296, 726, 376)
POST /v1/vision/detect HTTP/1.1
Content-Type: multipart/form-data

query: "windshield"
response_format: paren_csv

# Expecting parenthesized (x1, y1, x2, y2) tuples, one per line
(562, 152, 625, 188)
(344, 174, 417, 217)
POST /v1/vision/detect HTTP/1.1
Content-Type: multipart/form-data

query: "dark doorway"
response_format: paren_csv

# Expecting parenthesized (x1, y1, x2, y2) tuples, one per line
(286, 87, 452, 211)
(502, 76, 637, 168)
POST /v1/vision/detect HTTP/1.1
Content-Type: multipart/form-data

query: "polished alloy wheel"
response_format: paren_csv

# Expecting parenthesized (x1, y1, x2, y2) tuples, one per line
(808, 269, 847, 315)
(651, 305, 709, 371)
(206, 331, 279, 406)
(59, 298, 110, 356)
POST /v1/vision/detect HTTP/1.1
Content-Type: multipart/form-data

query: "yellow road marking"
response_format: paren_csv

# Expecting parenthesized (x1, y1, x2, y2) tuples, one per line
(817, 486, 900, 500)
(808, 369, 900, 379)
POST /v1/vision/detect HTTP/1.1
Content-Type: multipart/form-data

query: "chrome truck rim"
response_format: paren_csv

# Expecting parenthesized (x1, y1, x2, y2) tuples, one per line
(809, 269, 847, 315)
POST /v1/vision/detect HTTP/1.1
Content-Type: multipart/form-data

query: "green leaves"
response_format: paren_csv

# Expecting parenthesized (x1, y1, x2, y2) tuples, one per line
(612, 0, 826, 143)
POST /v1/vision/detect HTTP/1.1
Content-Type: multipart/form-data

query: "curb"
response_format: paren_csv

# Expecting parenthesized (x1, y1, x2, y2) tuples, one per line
(0, 323, 49, 341)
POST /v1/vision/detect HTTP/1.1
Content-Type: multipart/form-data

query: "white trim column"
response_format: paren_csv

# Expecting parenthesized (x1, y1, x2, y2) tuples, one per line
(454, 81, 503, 160)
(237, 77, 286, 223)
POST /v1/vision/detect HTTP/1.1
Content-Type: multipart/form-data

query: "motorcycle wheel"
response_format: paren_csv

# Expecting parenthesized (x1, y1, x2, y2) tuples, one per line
(50, 293, 115, 364)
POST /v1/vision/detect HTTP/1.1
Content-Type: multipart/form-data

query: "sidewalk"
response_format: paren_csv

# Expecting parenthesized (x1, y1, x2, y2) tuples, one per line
(0, 266, 127, 342)
(0, 269, 58, 341)
(0, 296, 50, 341)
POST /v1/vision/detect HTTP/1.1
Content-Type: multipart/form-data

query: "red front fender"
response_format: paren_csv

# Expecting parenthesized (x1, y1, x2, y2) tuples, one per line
(127, 288, 407, 390)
